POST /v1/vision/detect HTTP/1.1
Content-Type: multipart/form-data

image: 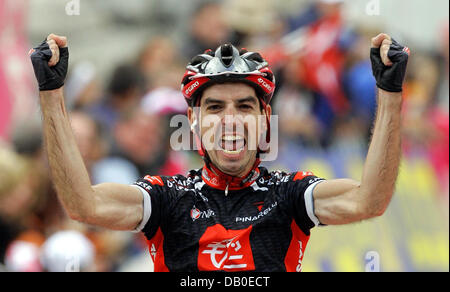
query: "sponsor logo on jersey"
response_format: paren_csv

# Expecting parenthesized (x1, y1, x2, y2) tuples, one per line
(144, 175, 164, 186)
(202, 168, 219, 187)
(308, 177, 324, 185)
(190, 205, 215, 221)
(296, 240, 304, 272)
(235, 201, 278, 223)
(150, 243, 157, 259)
(198, 224, 255, 271)
(258, 172, 290, 186)
(136, 181, 153, 191)
(403, 46, 411, 56)
(190, 207, 201, 220)
(293, 171, 314, 181)
(253, 201, 264, 212)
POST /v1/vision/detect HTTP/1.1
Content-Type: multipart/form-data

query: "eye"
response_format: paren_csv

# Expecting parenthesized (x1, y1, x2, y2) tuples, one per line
(207, 105, 222, 111)
(239, 104, 253, 110)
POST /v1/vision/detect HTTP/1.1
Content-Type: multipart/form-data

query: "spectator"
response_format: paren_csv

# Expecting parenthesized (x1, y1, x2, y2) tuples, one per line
(40, 230, 95, 272)
(141, 87, 192, 175)
(4, 240, 42, 272)
(436, 20, 449, 112)
(402, 49, 448, 196)
(341, 27, 378, 141)
(88, 63, 146, 133)
(108, 102, 191, 177)
(64, 61, 102, 111)
(181, 1, 234, 61)
(71, 110, 141, 185)
(400, 22, 449, 196)
(107, 109, 162, 177)
(297, 0, 348, 116)
(70, 111, 107, 175)
(137, 36, 183, 90)
(0, 146, 35, 263)
(273, 54, 323, 148)
(224, 0, 285, 49)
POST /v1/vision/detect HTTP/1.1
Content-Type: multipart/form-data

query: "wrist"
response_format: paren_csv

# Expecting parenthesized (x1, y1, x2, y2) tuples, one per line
(39, 87, 64, 100)
(377, 89, 403, 111)
(39, 87, 66, 110)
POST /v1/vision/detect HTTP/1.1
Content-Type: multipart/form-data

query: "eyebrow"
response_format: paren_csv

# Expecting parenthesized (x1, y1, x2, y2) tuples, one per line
(203, 98, 225, 105)
(236, 96, 258, 104)
(203, 96, 258, 106)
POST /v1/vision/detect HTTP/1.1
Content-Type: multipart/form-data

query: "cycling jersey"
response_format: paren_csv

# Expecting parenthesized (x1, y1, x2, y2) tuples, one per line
(133, 165, 325, 272)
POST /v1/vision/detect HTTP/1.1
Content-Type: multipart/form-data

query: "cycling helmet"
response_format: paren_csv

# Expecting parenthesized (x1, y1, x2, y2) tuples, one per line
(181, 43, 276, 108)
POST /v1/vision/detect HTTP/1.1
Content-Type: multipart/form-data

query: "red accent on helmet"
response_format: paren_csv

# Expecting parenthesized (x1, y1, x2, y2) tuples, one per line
(204, 49, 214, 55)
(181, 44, 276, 107)
(244, 75, 275, 96)
(181, 75, 210, 101)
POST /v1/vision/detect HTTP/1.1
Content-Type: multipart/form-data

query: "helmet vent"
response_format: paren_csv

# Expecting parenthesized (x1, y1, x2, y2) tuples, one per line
(239, 48, 248, 55)
(190, 55, 208, 66)
(220, 43, 234, 67)
(246, 52, 264, 63)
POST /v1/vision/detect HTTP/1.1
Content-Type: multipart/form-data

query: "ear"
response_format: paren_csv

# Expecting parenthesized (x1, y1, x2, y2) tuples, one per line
(187, 107, 193, 124)
(187, 107, 197, 132)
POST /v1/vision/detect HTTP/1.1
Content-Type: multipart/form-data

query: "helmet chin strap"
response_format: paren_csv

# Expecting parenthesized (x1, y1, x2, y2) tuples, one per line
(258, 101, 271, 154)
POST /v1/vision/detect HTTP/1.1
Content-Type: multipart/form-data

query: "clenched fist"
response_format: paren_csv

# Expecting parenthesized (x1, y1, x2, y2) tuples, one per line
(370, 33, 410, 93)
(29, 34, 69, 91)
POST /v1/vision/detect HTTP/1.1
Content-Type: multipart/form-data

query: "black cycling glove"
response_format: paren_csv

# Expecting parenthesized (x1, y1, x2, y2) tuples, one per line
(30, 39, 69, 91)
(370, 38, 409, 92)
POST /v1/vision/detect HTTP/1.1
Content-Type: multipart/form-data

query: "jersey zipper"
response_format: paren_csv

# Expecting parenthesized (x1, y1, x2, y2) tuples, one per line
(225, 183, 229, 196)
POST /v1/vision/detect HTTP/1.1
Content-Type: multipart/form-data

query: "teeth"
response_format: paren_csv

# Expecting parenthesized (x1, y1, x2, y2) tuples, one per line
(223, 148, 243, 154)
(220, 135, 245, 154)
(222, 135, 244, 141)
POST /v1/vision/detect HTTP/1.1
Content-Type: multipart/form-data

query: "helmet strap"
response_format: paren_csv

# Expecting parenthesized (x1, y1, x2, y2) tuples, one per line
(257, 99, 271, 155)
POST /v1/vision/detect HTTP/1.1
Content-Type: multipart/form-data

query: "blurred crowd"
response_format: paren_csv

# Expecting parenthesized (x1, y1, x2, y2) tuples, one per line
(0, 0, 448, 272)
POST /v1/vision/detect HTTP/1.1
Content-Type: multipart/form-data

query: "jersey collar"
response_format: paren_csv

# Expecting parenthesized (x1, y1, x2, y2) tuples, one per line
(201, 159, 261, 192)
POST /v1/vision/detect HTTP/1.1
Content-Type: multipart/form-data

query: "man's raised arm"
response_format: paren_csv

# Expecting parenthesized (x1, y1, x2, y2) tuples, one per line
(310, 33, 409, 225)
(31, 34, 144, 231)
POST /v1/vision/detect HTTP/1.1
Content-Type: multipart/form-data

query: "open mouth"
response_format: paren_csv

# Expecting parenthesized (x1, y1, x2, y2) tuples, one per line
(220, 134, 246, 154)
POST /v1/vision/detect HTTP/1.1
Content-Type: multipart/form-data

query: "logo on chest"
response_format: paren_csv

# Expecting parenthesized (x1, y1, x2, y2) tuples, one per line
(235, 201, 278, 223)
(198, 224, 255, 271)
(190, 205, 215, 221)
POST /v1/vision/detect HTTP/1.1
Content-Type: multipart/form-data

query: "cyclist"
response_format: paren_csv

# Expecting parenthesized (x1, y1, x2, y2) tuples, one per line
(30, 32, 408, 271)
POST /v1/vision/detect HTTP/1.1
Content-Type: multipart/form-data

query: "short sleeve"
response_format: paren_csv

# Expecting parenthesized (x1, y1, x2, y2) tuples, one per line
(131, 186, 151, 233)
(281, 171, 325, 234)
(133, 175, 170, 239)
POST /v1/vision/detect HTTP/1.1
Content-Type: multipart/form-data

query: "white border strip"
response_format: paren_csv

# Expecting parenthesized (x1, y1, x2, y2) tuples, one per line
(131, 185, 152, 233)
(304, 180, 324, 227)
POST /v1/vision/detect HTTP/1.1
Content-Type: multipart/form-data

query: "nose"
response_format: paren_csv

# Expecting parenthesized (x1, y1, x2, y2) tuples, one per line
(221, 103, 244, 134)
(221, 102, 237, 126)
(222, 101, 238, 117)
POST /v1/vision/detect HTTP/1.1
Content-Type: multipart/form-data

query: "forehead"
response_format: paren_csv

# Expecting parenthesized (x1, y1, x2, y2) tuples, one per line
(200, 83, 257, 105)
